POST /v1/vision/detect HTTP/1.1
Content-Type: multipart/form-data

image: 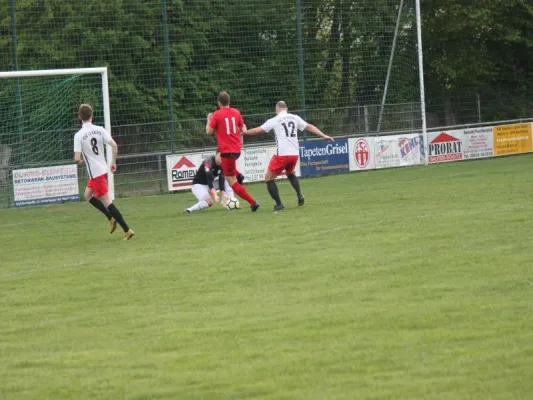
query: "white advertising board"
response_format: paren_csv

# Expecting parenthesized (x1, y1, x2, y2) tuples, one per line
(427, 129, 464, 164)
(166, 146, 300, 192)
(348, 137, 375, 171)
(13, 164, 79, 207)
(166, 151, 214, 191)
(374, 133, 423, 169)
(462, 127, 494, 160)
(240, 146, 300, 182)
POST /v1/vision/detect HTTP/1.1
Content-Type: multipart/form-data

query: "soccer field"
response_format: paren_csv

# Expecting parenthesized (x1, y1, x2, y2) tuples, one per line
(1, 155, 533, 399)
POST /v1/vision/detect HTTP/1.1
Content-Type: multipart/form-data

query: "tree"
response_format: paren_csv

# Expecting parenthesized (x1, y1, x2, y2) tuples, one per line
(422, 0, 533, 125)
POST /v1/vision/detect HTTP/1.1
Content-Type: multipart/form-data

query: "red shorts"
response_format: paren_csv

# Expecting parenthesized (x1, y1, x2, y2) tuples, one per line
(221, 153, 240, 177)
(268, 155, 299, 176)
(87, 174, 109, 198)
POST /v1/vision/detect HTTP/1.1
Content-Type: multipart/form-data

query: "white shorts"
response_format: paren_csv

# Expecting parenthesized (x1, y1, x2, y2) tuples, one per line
(191, 179, 233, 202)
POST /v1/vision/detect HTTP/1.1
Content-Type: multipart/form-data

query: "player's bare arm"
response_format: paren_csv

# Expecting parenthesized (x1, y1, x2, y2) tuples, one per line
(306, 124, 334, 141)
(206, 113, 215, 136)
(74, 152, 83, 165)
(242, 127, 266, 136)
(205, 167, 220, 203)
(108, 138, 118, 172)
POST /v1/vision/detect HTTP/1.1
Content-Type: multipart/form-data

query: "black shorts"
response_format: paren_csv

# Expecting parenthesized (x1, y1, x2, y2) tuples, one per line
(220, 152, 241, 159)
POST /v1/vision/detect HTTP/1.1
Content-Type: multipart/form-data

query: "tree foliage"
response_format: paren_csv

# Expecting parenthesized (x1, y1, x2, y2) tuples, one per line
(422, 0, 533, 124)
(1, 0, 532, 132)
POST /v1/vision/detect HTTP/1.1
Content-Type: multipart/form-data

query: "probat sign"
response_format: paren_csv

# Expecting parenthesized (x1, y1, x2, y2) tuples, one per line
(428, 131, 463, 163)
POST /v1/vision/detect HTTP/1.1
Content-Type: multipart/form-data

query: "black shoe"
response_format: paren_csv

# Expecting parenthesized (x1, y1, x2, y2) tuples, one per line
(184, 209, 191, 214)
(273, 203, 285, 212)
(251, 202, 260, 212)
(298, 195, 305, 207)
(237, 173, 245, 185)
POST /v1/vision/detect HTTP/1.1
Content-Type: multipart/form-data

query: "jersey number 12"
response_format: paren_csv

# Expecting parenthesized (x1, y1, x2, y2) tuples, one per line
(282, 122, 296, 137)
(225, 117, 237, 135)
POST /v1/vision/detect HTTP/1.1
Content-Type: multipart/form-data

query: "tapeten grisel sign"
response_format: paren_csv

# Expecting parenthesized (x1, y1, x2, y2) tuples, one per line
(299, 139, 349, 177)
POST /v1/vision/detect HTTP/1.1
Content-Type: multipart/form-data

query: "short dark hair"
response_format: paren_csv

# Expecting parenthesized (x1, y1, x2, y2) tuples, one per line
(218, 92, 230, 107)
(79, 104, 93, 122)
(276, 101, 288, 110)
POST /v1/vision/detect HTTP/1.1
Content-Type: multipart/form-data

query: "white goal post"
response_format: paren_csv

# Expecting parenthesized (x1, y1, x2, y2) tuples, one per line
(415, 0, 429, 165)
(0, 67, 115, 200)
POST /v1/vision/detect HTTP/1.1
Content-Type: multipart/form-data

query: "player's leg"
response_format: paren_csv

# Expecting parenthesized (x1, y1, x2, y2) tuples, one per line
(285, 156, 304, 206)
(265, 156, 284, 211)
(222, 156, 259, 211)
(185, 185, 213, 213)
(100, 193, 134, 239)
(236, 170, 245, 185)
(95, 175, 134, 239)
(265, 171, 284, 211)
(85, 183, 114, 222)
(223, 180, 234, 198)
(288, 173, 304, 206)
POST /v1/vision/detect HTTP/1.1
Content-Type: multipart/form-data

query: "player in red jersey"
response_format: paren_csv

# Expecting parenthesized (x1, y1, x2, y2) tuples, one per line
(206, 92, 260, 212)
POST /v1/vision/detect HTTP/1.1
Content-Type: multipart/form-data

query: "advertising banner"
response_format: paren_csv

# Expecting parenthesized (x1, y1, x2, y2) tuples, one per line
(166, 151, 213, 191)
(493, 123, 532, 156)
(374, 136, 398, 169)
(239, 146, 301, 182)
(299, 139, 349, 177)
(348, 137, 375, 171)
(428, 130, 464, 163)
(13, 164, 79, 207)
(398, 135, 423, 167)
(462, 127, 493, 159)
(239, 147, 268, 183)
(166, 147, 300, 191)
(373, 134, 422, 169)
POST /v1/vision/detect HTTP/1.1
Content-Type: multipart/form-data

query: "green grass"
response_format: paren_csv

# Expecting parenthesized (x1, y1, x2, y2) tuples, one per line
(1, 155, 533, 399)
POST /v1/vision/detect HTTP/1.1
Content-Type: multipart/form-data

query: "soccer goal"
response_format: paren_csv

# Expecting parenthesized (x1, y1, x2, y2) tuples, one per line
(0, 67, 115, 201)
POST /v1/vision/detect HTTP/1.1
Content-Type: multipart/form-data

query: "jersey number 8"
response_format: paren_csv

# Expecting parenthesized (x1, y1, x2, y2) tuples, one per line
(91, 138, 99, 155)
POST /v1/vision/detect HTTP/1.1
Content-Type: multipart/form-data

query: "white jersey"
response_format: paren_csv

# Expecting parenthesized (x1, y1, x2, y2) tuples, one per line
(260, 111, 307, 156)
(73, 123, 111, 179)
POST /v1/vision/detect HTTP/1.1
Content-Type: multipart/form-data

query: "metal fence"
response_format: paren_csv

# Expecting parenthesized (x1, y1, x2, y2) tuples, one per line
(1, 0, 532, 208)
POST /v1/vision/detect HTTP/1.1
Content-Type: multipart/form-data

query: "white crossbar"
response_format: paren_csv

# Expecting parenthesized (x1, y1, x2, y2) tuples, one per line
(0, 67, 107, 79)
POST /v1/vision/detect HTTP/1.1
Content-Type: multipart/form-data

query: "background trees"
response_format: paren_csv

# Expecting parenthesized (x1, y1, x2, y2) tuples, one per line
(1, 0, 532, 131)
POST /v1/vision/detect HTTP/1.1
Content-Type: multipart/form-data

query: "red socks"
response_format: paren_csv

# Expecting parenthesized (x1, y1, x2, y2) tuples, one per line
(231, 182, 255, 205)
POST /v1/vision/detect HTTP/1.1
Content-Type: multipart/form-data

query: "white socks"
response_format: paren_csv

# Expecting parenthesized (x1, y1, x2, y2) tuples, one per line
(187, 200, 210, 213)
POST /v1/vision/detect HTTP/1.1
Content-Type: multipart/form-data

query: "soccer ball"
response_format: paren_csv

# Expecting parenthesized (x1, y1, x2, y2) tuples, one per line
(225, 197, 240, 210)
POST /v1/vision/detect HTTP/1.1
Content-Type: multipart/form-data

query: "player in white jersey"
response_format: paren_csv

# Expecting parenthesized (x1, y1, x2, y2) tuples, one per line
(243, 101, 333, 211)
(73, 104, 135, 240)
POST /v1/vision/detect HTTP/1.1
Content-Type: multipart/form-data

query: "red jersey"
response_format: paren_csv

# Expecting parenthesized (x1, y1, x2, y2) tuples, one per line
(209, 107, 244, 153)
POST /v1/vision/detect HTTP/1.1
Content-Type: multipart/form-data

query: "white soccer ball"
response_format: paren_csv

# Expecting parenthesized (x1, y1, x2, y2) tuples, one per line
(225, 197, 240, 210)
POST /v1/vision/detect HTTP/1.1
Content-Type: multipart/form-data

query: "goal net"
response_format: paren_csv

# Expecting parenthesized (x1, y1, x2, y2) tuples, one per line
(3, 0, 426, 205)
(0, 68, 113, 207)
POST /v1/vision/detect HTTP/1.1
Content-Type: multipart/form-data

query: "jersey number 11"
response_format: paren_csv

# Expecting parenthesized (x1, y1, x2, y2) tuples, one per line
(225, 117, 237, 135)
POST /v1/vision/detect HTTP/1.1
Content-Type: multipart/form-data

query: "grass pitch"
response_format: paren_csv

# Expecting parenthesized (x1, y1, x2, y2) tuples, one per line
(1, 155, 533, 399)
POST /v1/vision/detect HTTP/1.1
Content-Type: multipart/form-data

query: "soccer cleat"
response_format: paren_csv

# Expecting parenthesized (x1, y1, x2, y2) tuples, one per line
(237, 173, 245, 185)
(123, 229, 135, 240)
(251, 202, 260, 212)
(184, 209, 191, 214)
(273, 203, 285, 212)
(109, 217, 117, 234)
(298, 194, 305, 207)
